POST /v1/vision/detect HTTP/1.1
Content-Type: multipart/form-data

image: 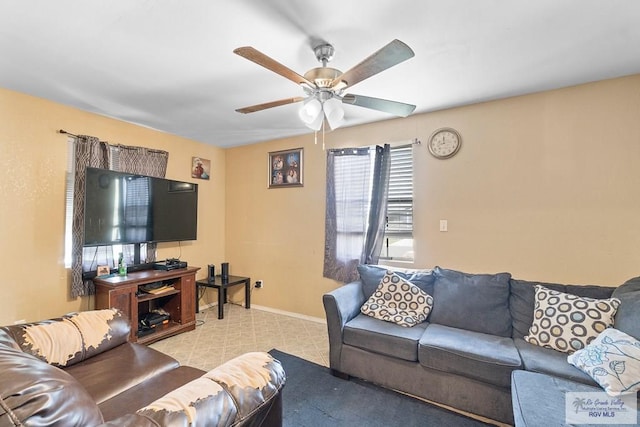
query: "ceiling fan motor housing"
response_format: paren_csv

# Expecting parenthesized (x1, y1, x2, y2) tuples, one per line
(304, 67, 342, 89)
(313, 43, 335, 66)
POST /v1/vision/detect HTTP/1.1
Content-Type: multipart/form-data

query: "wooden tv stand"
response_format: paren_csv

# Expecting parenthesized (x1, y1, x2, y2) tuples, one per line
(94, 266, 200, 344)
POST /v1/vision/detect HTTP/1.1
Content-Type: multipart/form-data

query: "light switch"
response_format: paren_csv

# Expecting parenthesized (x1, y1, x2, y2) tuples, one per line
(439, 219, 448, 232)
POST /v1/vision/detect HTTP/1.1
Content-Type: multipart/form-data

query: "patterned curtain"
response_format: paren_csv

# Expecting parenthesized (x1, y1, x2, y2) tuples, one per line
(323, 145, 390, 282)
(111, 144, 169, 263)
(70, 136, 110, 297)
(70, 138, 169, 298)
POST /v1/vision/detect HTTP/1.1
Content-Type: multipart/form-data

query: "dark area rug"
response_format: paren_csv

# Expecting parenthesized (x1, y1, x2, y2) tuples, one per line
(268, 349, 494, 427)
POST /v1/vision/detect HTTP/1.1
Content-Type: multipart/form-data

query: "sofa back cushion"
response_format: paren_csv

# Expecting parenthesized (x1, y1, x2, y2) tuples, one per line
(612, 276, 640, 340)
(429, 267, 512, 337)
(0, 343, 104, 426)
(510, 279, 616, 339)
(1, 308, 130, 367)
(357, 264, 434, 299)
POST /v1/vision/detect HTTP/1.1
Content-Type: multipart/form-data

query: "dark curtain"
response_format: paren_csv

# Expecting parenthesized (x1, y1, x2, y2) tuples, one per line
(323, 145, 391, 282)
(70, 136, 110, 297)
(364, 144, 391, 264)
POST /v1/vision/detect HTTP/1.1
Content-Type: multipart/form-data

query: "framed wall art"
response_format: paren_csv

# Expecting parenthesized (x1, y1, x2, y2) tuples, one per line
(268, 148, 303, 188)
(191, 157, 211, 180)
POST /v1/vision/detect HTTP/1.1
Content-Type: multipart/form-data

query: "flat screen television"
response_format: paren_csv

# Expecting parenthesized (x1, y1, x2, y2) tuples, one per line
(83, 167, 198, 247)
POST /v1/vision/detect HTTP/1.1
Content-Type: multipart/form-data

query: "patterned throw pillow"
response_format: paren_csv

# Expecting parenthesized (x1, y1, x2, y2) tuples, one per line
(568, 328, 640, 396)
(524, 285, 621, 354)
(361, 271, 433, 328)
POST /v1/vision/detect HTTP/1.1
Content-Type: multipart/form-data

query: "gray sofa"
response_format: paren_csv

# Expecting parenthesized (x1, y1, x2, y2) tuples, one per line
(323, 266, 640, 425)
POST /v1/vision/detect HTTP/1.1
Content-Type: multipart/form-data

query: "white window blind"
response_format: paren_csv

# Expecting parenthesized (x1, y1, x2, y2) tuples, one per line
(382, 144, 414, 261)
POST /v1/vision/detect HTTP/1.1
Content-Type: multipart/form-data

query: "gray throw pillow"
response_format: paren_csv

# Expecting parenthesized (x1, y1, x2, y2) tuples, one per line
(430, 267, 512, 337)
(357, 264, 434, 299)
(612, 276, 640, 340)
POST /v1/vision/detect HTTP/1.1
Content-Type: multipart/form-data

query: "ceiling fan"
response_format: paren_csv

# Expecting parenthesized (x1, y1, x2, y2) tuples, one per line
(233, 39, 416, 131)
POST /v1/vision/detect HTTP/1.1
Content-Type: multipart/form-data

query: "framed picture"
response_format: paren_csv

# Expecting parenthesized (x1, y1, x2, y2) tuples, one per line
(268, 148, 303, 188)
(96, 265, 110, 277)
(191, 157, 211, 180)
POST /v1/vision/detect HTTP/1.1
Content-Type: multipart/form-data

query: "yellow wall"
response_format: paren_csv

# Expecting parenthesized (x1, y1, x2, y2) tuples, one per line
(225, 74, 640, 319)
(2, 75, 639, 325)
(0, 87, 225, 325)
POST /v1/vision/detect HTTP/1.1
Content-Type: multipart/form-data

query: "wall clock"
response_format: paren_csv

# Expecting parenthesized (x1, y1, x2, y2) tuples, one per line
(427, 128, 462, 159)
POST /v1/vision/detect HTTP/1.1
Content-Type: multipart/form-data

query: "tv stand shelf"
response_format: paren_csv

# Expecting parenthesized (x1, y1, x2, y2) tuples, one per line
(94, 266, 200, 344)
(137, 288, 180, 303)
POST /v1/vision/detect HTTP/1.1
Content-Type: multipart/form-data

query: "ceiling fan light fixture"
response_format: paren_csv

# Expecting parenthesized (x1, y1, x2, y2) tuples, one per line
(323, 97, 345, 130)
(306, 108, 324, 131)
(298, 97, 322, 125)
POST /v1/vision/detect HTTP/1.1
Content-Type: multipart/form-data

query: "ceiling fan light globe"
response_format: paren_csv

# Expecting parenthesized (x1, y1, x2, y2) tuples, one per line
(298, 98, 322, 124)
(324, 98, 345, 129)
(306, 110, 324, 131)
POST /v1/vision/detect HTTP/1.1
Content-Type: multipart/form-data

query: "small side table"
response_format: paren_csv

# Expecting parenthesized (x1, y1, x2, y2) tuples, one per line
(196, 275, 251, 319)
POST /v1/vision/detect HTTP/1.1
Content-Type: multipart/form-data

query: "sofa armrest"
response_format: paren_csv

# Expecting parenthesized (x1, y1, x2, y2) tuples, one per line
(0, 309, 130, 368)
(131, 352, 285, 426)
(322, 280, 366, 372)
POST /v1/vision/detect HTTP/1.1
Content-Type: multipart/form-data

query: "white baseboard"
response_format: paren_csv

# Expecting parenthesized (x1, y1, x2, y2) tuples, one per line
(251, 304, 326, 324)
(197, 301, 326, 325)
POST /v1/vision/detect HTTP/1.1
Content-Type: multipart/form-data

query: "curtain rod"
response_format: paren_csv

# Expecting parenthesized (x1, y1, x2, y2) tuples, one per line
(60, 129, 167, 155)
(58, 129, 78, 137)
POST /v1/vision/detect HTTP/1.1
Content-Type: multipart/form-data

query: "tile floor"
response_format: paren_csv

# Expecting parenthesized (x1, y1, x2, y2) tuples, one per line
(149, 303, 330, 371)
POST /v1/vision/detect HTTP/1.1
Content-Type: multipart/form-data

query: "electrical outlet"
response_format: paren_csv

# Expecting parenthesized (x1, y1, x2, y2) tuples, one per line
(255, 280, 263, 289)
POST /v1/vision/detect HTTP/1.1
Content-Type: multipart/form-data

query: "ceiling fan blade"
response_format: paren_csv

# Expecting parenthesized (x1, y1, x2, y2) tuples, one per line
(234, 47, 314, 87)
(236, 97, 305, 114)
(331, 39, 414, 89)
(342, 94, 416, 117)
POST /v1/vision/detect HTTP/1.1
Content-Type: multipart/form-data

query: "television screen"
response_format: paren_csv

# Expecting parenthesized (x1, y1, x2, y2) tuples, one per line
(83, 167, 198, 246)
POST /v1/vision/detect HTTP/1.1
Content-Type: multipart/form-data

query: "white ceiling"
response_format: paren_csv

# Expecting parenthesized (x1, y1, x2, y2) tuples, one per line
(1, 1, 639, 147)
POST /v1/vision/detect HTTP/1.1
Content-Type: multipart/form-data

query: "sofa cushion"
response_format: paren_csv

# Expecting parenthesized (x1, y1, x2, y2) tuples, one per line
(524, 285, 620, 354)
(429, 267, 512, 337)
(64, 341, 180, 404)
(514, 338, 597, 386)
(509, 279, 615, 339)
(568, 328, 640, 396)
(344, 313, 428, 361)
(0, 343, 104, 426)
(511, 370, 639, 427)
(361, 271, 433, 327)
(99, 366, 205, 422)
(613, 276, 640, 340)
(357, 264, 434, 299)
(418, 324, 521, 388)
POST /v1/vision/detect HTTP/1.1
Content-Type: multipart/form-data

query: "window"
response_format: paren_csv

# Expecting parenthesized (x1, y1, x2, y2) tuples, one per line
(380, 144, 414, 261)
(64, 137, 75, 267)
(333, 148, 373, 262)
(64, 141, 147, 270)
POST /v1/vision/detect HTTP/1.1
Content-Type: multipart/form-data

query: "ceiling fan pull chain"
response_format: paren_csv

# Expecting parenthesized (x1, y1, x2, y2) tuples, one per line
(322, 119, 326, 150)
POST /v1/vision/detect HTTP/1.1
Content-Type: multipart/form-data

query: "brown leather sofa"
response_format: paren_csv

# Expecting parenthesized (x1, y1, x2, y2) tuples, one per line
(0, 309, 285, 426)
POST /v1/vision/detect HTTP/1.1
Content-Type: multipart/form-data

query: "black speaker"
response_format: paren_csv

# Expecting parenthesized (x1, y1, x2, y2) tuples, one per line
(221, 262, 229, 280)
(208, 264, 215, 282)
